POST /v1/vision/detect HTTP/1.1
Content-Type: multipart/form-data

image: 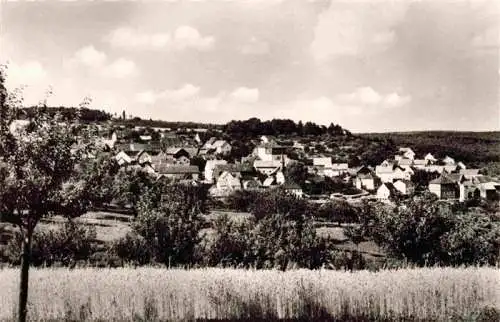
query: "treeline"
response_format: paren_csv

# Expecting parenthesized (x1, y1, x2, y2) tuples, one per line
(224, 118, 350, 139)
(116, 118, 223, 130)
(19, 106, 111, 123)
(361, 131, 500, 166)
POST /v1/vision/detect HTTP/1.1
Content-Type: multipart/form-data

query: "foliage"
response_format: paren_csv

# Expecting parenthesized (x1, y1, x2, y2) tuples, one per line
(111, 167, 154, 213)
(317, 200, 358, 224)
(284, 161, 308, 187)
(411, 169, 441, 192)
(128, 183, 207, 266)
(111, 232, 152, 266)
(4, 221, 96, 267)
(225, 190, 260, 212)
(357, 195, 500, 266)
(19, 106, 111, 123)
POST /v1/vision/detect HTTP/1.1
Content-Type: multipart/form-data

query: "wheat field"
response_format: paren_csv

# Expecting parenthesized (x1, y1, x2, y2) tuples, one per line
(0, 267, 498, 321)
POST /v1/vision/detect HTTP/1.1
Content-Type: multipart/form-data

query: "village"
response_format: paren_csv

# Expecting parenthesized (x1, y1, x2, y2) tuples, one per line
(59, 119, 500, 206)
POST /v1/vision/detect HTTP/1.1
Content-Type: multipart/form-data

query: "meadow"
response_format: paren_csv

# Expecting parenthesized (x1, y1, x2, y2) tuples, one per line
(0, 267, 498, 321)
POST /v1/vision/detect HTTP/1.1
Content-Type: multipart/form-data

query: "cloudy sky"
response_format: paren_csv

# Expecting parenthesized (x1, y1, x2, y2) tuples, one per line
(1, 0, 498, 132)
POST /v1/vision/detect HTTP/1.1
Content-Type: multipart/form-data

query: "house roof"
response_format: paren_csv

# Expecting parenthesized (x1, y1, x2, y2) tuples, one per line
(155, 164, 199, 174)
(254, 160, 282, 168)
(331, 163, 349, 170)
(212, 140, 229, 148)
(380, 182, 398, 194)
(398, 158, 413, 166)
(413, 159, 428, 166)
(459, 169, 480, 177)
(429, 174, 458, 185)
(283, 182, 302, 190)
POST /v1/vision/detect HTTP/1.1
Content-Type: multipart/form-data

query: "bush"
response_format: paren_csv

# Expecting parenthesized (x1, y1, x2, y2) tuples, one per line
(4, 221, 96, 266)
(317, 200, 358, 224)
(111, 232, 152, 266)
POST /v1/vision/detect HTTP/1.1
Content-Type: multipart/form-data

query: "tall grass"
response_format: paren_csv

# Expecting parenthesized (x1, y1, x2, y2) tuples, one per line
(0, 267, 498, 321)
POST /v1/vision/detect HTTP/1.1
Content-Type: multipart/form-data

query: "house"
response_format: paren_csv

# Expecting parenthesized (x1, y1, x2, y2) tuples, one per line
(292, 141, 305, 151)
(136, 151, 152, 165)
(397, 158, 413, 169)
(155, 164, 200, 180)
(459, 180, 480, 202)
(313, 157, 332, 168)
(376, 182, 399, 201)
(424, 153, 437, 163)
(444, 164, 458, 174)
(443, 156, 456, 165)
(413, 159, 428, 169)
(212, 140, 232, 155)
(459, 169, 480, 180)
(375, 164, 411, 183)
(393, 180, 415, 195)
(204, 160, 228, 183)
(216, 171, 242, 191)
(328, 163, 349, 177)
(139, 135, 152, 142)
(355, 171, 377, 191)
(429, 174, 459, 200)
(472, 176, 500, 200)
(375, 165, 396, 183)
(425, 165, 445, 174)
(397, 147, 415, 160)
(165, 147, 191, 165)
(254, 160, 283, 176)
(276, 171, 286, 185)
(260, 135, 270, 144)
(283, 182, 304, 198)
(115, 151, 132, 166)
(457, 162, 466, 170)
(253, 143, 288, 163)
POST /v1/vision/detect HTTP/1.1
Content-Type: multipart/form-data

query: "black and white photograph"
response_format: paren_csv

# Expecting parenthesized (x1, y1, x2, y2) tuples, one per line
(0, 0, 499, 321)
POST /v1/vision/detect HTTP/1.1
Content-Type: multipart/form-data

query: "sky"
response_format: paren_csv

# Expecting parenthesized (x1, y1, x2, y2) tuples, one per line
(0, 0, 498, 132)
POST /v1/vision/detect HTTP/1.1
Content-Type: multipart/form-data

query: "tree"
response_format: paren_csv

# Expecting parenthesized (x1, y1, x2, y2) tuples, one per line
(0, 68, 102, 322)
(132, 183, 207, 266)
(284, 161, 308, 187)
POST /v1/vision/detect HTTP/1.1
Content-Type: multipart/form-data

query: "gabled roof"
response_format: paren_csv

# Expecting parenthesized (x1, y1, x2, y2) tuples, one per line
(375, 165, 395, 174)
(212, 140, 230, 148)
(156, 164, 199, 174)
(459, 169, 480, 177)
(254, 160, 282, 168)
(398, 158, 413, 166)
(380, 182, 398, 194)
(413, 159, 428, 166)
(331, 163, 349, 170)
(429, 174, 458, 185)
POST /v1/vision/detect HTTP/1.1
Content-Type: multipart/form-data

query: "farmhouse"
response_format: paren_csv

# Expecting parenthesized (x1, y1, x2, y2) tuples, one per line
(429, 174, 459, 200)
(393, 180, 415, 195)
(165, 147, 191, 165)
(376, 182, 399, 201)
(204, 160, 228, 183)
(155, 164, 200, 180)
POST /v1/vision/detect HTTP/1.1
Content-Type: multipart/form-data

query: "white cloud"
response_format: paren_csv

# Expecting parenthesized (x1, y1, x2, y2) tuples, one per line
(335, 87, 411, 111)
(102, 58, 138, 78)
(311, 2, 407, 61)
(4, 61, 47, 87)
(73, 45, 107, 67)
(136, 83, 201, 104)
(241, 37, 270, 55)
(107, 25, 215, 51)
(230, 87, 259, 103)
(66, 46, 138, 79)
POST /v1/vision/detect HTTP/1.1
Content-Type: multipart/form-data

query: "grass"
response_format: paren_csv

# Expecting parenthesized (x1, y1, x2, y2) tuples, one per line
(0, 267, 498, 321)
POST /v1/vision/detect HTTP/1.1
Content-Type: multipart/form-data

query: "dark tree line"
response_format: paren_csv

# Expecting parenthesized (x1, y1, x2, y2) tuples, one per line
(224, 118, 350, 139)
(19, 106, 111, 123)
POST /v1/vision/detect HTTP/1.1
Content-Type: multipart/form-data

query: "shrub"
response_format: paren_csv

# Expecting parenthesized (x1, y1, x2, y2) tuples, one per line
(111, 232, 152, 266)
(4, 221, 96, 266)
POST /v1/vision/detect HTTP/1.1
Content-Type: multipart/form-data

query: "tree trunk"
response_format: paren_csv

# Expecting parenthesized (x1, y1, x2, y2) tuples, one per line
(18, 230, 32, 322)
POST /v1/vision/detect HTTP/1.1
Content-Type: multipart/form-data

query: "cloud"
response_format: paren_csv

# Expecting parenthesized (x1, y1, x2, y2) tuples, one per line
(241, 37, 270, 55)
(311, 2, 407, 61)
(102, 58, 138, 78)
(335, 87, 411, 111)
(4, 61, 47, 88)
(66, 46, 137, 79)
(72, 45, 107, 67)
(136, 83, 201, 104)
(107, 26, 214, 51)
(230, 87, 259, 103)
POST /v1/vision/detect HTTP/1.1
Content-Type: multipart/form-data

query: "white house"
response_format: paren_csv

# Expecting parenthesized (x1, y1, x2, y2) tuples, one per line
(443, 156, 456, 165)
(253, 143, 288, 163)
(355, 172, 376, 191)
(276, 171, 286, 185)
(216, 171, 242, 191)
(115, 151, 132, 166)
(424, 153, 437, 163)
(398, 147, 415, 160)
(254, 160, 282, 175)
(376, 182, 398, 201)
(283, 183, 303, 198)
(204, 160, 228, 183)
(212, 140, 232, 155)
(313, 157, 332, 168)
(375, 165, 395, 183)
(260, 135, 270, 144)
(393, 180, 414, 195)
